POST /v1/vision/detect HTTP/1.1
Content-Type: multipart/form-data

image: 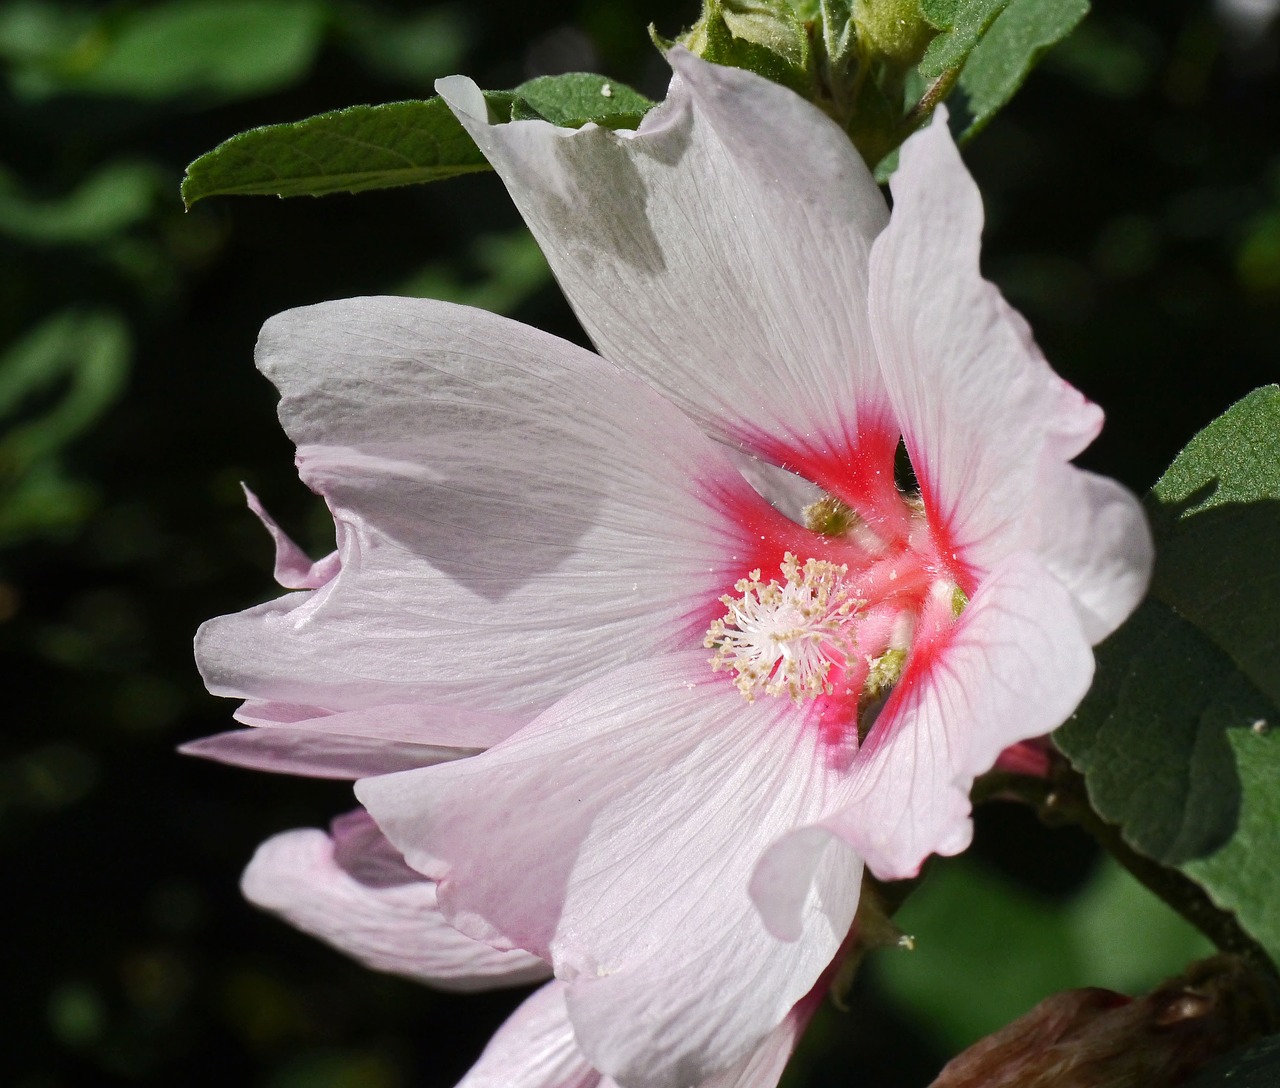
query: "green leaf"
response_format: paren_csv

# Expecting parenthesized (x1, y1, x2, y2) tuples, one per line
(181, 98, 495, 205)
(8, 0, 326, 103)
(512, 73, 653, 129)
(949, 0, 1090, 139)
(1055, 600, 1269, 866)
(1148, 386, 1280, 708)
(182, 75, 654, 206)
(1185, 1033, 1280, 1088)
(1056, 387, 1280, 965)
(1182, 727, 1280, 968)
(918, 0, 1009, 79)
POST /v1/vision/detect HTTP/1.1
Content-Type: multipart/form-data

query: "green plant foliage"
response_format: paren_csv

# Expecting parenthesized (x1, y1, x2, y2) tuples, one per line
(949, 0, 1090, 138)
(918, 0, 1010, 79)
(1182, 728, 1280, 971)
(0, 309, 130, 542)
(5, 0, 326, 103)
(0, 161, 164, 245)
(183, 75, 654, 206)
(181, 99, 494, 205)
(511, 73, 653, 128)
(1148, 387, 1280, 707)
(675, 0, 814, 99)
(875, 857, 1212, 1050)
(1057, 387, 1280, 965)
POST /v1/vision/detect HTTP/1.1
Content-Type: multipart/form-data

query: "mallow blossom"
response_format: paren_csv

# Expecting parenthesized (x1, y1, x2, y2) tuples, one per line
(241, 806, 817, 1088)
(191, 49, 1152, 1088)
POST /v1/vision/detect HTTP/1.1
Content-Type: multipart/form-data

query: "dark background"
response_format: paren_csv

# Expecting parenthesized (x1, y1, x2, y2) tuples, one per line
(2, 0, 1276, 1084)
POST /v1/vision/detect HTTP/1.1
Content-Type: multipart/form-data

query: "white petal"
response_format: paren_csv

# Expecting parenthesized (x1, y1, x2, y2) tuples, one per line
(869, 110, 1108, 584)
(357, 653, 861, 1088)
(241, 810, 548, 990)
(438, 51, 895, 490)
(1033, 465, 1153, 643)
(198, 297, 774, 718)
(764, 553, 1094, 882)
(457, 981, 600, 1088)
(181, 700, 521, 778)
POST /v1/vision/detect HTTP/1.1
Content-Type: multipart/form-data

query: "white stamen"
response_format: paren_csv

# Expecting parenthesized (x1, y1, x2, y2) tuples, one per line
(705, 553, 859, 702)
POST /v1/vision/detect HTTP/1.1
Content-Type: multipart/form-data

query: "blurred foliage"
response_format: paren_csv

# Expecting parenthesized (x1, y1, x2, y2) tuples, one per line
(2, 0, 1278, 1085)
(873, 856, 1213, 1052)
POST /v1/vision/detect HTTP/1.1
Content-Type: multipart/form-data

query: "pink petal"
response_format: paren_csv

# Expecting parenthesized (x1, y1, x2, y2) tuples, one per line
(241, 809, 548, 990)
(759, 553, 1093, 884)
(181, 701, 523, 778)
(198, 297, 773, 719)
(357, 652, 861, 1088)
(242, 484, 340, 589)
(1033, 464, 1153, 644)
(868, 110, 1114, 588)
(457, 981, 600, 1088)
(436, 52, 901, 518)
(456, 976, 808, 1088)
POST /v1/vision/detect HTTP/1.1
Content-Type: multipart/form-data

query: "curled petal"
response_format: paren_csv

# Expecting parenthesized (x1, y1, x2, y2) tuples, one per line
(198, 298, 767, 719)
(241, 810, 548, 990)
(180, 701, 522, 779)
(242, 484, 340, 589)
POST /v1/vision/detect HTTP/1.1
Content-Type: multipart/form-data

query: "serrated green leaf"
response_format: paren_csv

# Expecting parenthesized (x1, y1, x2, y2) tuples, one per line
(512, 73, 654, 129)
(949, 0, 1089, 139)
(181, 98, 495, 206)
(918, 0, 1009, 79)
(1056, 387, 1280, 965)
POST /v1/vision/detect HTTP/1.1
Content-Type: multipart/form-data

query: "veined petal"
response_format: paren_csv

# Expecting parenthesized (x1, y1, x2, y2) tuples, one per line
(869, 110, 1109, 586)
(456, 977, 808, 1088)
(180, 700, 522, 778)
(198, 297, 773, 718)
(457, 981, 600, 1088)
(762, 554, 1093, 883)
(357, 653, 861, 1088)
(241, 810, 548, 990)
(437, 52, 899, 516)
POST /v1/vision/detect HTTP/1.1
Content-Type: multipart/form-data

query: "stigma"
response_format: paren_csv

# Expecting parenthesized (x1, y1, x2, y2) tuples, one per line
(705, 553, 861, 703)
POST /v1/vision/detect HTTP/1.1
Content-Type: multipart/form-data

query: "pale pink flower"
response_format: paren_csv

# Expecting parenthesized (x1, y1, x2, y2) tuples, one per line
(244, 807, 813, 1088)
(194, 50, 1151, 1088)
